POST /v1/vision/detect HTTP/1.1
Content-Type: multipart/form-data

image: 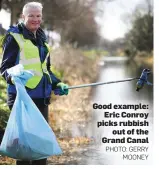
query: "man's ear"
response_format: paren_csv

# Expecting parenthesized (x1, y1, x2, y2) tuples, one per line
(21, 14, 25, 22)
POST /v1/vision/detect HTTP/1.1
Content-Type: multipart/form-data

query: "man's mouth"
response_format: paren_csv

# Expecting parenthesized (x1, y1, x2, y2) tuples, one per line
(32, 23, 39, 26)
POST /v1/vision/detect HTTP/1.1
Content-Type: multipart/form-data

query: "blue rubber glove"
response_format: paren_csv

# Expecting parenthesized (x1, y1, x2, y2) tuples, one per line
(54, 82, 69, 95)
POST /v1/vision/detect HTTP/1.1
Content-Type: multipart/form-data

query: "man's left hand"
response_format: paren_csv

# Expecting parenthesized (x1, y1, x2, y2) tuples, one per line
(55, 82, 69, 95)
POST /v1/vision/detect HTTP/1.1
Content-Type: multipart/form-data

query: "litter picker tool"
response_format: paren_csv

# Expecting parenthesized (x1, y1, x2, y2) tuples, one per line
(54, 69, 153, 95)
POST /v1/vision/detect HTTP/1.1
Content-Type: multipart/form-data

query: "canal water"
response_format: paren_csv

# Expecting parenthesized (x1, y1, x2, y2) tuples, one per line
(78, 56, 153, 165)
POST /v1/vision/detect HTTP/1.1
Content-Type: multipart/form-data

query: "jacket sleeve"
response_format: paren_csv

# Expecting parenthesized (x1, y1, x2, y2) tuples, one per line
(46, 55, 61, 90)
(0, 34, 19, 85)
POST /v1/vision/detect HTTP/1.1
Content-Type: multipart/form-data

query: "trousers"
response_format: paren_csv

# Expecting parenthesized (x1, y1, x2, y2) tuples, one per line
(9, 101, 49, 165)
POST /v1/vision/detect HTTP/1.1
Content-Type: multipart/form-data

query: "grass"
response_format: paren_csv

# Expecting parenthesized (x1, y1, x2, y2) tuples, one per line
(0, 76, 10, 130)
(0, 35, 4, 55)
(134, 51, 153, 68)
(0, 41, 9, 128)
(83, 49, 108, 59)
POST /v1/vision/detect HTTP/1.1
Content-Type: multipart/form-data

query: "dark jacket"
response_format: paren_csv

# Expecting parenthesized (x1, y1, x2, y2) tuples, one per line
(0, 23, 61, 106)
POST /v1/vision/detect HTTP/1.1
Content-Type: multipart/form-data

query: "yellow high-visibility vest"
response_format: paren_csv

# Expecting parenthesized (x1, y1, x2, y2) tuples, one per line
(10, 32, 52, 89)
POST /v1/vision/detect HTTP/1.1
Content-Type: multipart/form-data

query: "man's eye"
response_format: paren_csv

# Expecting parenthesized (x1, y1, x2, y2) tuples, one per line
(28, 15, 41, 18)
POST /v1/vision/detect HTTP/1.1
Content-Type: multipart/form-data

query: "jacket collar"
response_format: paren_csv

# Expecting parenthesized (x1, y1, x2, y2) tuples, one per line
(18, 23, 47, 44)
(8, 23, 47, 45)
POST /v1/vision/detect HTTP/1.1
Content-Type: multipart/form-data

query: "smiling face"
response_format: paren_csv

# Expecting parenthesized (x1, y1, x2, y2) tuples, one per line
(22, 7, 42, 33)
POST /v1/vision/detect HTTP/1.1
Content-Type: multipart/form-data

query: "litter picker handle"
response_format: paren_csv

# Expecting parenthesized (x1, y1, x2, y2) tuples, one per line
(66, 77, 139, 90)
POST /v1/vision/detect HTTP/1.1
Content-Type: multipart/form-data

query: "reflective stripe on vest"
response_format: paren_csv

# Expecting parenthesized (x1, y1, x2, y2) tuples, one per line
(10, 32, 52, 89)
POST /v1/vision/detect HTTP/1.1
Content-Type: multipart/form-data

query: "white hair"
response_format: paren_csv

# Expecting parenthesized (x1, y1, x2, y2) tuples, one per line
(22, 2, 43, 16)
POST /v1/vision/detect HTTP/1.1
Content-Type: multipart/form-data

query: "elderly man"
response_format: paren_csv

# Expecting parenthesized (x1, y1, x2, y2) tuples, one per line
(0, 2, 69, 165)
